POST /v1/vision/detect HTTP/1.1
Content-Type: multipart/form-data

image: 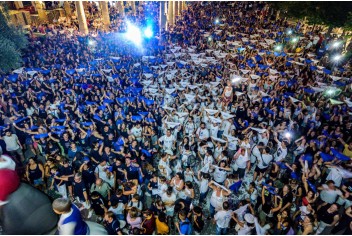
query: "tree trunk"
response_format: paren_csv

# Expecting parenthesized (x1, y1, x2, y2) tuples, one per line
(100, 1, 110, 31)
(327, 25, 333, 37)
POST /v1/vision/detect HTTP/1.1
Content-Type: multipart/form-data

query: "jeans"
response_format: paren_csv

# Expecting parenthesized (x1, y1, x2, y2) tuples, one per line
(209, 204, 216, 218)
(216, 226, 228, 235)
(199, 190, 208, 204)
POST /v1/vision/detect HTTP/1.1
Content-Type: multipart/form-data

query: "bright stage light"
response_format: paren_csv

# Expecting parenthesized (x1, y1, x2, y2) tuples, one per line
(125, 22, 142, 46)
(332, 41, 341, 48)
(326, 89, 334, 96)
(333, 54, 342, 62)
(275, 45, 283, 51)
(284, 132, 292, 139)
(215, 18, 219, 24)
(144, 27, 153, 38)
(208, 36, 212, 41)
(291, 37, 298, 43)
(287, 29, 293, 35)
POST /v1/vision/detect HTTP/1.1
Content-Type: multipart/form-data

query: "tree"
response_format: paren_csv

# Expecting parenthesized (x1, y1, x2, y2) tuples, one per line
(0, 2, 28, 73)
(269, 2, 352, 34)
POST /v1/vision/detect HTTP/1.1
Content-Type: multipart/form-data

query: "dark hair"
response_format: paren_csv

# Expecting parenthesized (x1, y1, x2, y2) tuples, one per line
(223, 201, 229, 210)
(193, 206, 202, 214)
(158, 212, 167, 223)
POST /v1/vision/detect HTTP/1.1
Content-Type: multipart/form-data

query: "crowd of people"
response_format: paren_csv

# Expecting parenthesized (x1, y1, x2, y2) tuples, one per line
(1, 1, 352, 235)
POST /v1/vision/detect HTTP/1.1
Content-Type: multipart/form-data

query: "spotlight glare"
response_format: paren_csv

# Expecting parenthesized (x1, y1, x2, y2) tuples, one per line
(125, 22, 142, 46)
(287, 30, 293, 35)
(291, 37, 298, 43)
(144, 27, 153, 38)
(333, 54, 342, 62)
(232, 76, 241, 83)
(326, 89, 334, 95)
(208, 37, 212, 41)
(88, 40, 96, 46)
(332, 41, 341, 48)
(284, 132, 292, 139)
(215, 18, 219, 24)
(275, 45, 283, 51)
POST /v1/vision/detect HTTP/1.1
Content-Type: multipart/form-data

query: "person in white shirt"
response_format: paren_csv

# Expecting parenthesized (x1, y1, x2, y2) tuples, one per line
(183, 117, 196, 137)
(194, 172, 210, 204)
(210, 122, 220, 138)
(196, 122, 210, 142)
(318, 180, 343, 204)
(253, 147, 273, 182)
(214, 201, 233, 235)
(232, 148, 250, 179)
(130, 123, 143, 142)
(232, 213, 255, 235)
(199, 149, 214, 174)
(2, 131, 24, 162)
(159, 130, 176, 155)
(273, 132, 288, 162)
(161, 187, 176, 217)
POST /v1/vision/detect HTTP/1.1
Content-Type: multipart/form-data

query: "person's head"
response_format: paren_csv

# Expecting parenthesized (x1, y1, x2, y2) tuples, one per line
(74, 173, 82, 183)
(304, 214, 315, 224)
(178, 209, 187, 220)
(166, 129, 171, 137)
(281, 209, 289, 218)
(328, 204, 338, 212)
(326, 180, 336, 189)
(129, 207, 139, 218)
(95, 178, 103, 186)
(5, 131, 11, 137)
(200, 122, 206, 129)
(223, 201, 229, 211)
(104, 211, 115, 223)
(52, 198, 71, 214)
(166, 186, 173, 196)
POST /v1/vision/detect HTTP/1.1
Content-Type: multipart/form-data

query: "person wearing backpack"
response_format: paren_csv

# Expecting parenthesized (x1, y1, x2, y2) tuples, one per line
(253, 147, 273, 182)
(176, 209, 192, 235)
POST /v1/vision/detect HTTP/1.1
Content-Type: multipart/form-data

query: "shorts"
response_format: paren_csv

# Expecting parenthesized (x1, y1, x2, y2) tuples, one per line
(255, 166, 268, 174)
(34, 178, 44, 186)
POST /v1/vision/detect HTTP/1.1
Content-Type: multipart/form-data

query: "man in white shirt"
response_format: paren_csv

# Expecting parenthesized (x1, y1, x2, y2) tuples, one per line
(1, 131, 24, 162)
(214, 201, 233, 235)
(273, 132, 288, 162)
(253, 147, 273, 182)
(318, 180, 343, 204)
(159, 130, 176, 155)
(183, 117, 196, 137)
(161, 187, 176, 217)
(196, 122, 209, 142)
(130, 123, 143, 142)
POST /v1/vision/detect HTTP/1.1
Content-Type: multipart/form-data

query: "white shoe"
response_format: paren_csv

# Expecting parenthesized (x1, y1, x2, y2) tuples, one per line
(88, 210, 93, 219)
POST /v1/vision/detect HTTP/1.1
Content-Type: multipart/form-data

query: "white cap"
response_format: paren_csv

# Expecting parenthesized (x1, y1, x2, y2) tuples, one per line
(244, 213, 255, 224)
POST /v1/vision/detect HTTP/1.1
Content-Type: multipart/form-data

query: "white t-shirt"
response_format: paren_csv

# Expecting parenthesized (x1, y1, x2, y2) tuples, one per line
(3, 134, 20, 151)
(161, 193, 176, 212)
(257, 154, 273, 169)
(320, 184, 342, 204)
(214, 210, 233, 228)
(159, 135, 175, 150)
(197, 127, 210, 140)
(326, 168, 343, 187)
(131, 126, 142, 139)
(274, 142, 287, 162)
(213, 166, 230, 183)
(184, 121, 195, 135)
(236, 154, 249, 169)
(210, 124, 219, 138)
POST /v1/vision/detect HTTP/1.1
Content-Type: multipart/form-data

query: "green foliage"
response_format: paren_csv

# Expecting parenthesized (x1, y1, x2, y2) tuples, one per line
(269, 2, 352, 30)
(0, 2, 28, 73)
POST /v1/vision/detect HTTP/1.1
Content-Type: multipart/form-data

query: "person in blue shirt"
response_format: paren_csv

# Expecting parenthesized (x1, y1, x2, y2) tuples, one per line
(176, 209, 192, 235)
